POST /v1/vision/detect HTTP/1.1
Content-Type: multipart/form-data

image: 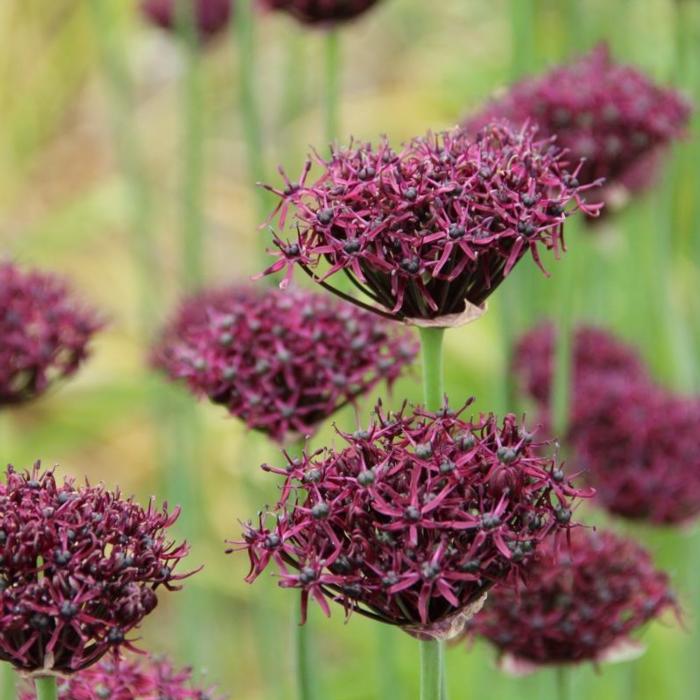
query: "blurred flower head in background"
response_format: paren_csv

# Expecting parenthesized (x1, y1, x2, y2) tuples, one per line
(141, 0, 232, 41)
(152, 285, 417, 444)
(470, 528, 676, 670)
(261, 0, 381, 26)
(0, 262, 103, 408)
(262, 123, 601, 326)
(0, 464, 191, 675)
(19, 653, 222, 699)
(236, 400, 589, 640)
(466, 44, 691, 216)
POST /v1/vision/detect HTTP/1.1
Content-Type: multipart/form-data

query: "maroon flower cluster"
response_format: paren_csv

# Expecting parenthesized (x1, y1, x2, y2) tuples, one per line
(152, 285, 417, 444)
(141, 0, 232, 41)
(20, 654, 221, 699)
(262, 123, 600, 325)
(514, 322, 700, 525)
(466, 44, 691, 210)
(0, 262, 102, 407)
(470, 528, 675, 668)
(0, 464, 191, 675)
(236, 401, 588, 640)
(262, 0, 381, 25)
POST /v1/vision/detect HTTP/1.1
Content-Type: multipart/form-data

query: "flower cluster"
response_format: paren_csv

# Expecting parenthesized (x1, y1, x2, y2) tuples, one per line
(0, 263, 102, 407)
(20, 654, 221, 700)
(262, 123, 600, 325)
(141, 0, 232, 41)
(236, 401, 588, 640)
(152, 285, 417, 444)
(465, 44, 691, 210)
(262, 0, 381, 25)
(0, 464, 191, 675)
(514, 322, 700, 525)
(470, 528, 675, 669)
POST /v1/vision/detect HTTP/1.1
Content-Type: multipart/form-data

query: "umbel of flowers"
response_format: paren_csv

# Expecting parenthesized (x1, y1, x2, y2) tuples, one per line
(153, 284, 417, 444)
(465, 44, 691, 215)
(261, 0, 381, 25)
(141, 0, 233, 41)
(261, 122, 600, 326)
(236, 400, 589, 640)
(0, 262, 102, 407)
(470, 528, 676, 671)
(0, 463, 191, 678)
(19, 654, 222, 700)
(514, 323, 700, 525)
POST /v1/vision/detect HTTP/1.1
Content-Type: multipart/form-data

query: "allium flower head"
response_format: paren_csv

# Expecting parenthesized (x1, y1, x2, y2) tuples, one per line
(0, 463, 191, 675)
(261, 0, 380, 25)
(20, 654, 222, 699)
(141, 0, 232, 41)
(0, 263, 103, 407)
(466, 45, 691, 210)
(235, 401, 589, 640)
(152, 285, 417, 444)
(262, 123, 600, 326)
(470, 528, 675, 669)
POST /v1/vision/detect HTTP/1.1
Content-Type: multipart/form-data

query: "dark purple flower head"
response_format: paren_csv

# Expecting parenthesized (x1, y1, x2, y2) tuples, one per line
(470, 528, 675, 670)
(141, 0, 232, 41)
(152, 285, 417, 444)
(0, 263, 103, 407)
(233, 400, 589, 640)
(261, 0, 380, 25)
(0, 463, 191, 676)
(466, 45, 691, 213)
(261, 123, 600, 325)
(20, 654, 222, 699)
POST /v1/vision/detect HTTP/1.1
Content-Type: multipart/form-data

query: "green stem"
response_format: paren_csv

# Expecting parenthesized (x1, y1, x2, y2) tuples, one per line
(376, 625, 401, 700)
(420, 639, 441, 700)
(555, 668, 570, 700)
(1, 664, 15, 700)
(34, 677, 57, 700)
(324, 29, 341, 147)
(418, 327, 445, 411)
(508, 0, 536, 80)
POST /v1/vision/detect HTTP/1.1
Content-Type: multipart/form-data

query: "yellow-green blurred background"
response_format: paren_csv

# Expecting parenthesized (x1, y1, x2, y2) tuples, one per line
(1, 0, 700, 698)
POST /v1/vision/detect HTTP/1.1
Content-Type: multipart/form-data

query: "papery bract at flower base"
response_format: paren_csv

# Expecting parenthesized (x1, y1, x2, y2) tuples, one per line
(469, 528, 676, 668)
(0, 464, 192, 675)
(152, 285, 417, 444)
(0, 262, 103, 407)
(233, 401, 590, 640)
(141, 0, 232, 41)
(465, 44, 691, 216)
(261, 0, 381, 25)
(261, 123, 601, 325)
(19, 654, 223, 700)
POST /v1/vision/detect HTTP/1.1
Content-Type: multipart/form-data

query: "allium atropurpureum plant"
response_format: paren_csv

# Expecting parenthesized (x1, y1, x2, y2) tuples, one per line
(152, 285, 417, 444)
(261, 0, 381, 25)
(236, 401, 589, 690)
(469, 528, 676, 672)
(465, 44, 691, 217)
(514, 323, 700, 525)
(141, 0, 233, 41)
(0, 262, 102, 407)
(0, 463, 192, 698)
(20, 654, 222, 700)
(261, 122, 600, 326)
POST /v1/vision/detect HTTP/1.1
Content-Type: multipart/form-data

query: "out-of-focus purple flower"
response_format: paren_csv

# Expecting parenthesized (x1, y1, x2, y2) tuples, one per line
(0, 263, 103, 407)
(261, 123, 600, 326)
(465, 44, 691, 214)
(469, 528, 675, 669)
(261, 0, 380, 25)
(141, 0, 232, 41)
(20, 654, 222, 699)
(233, 400, 589, 640)
(152, 285, 417, 444)
(0, 463, 192, 676)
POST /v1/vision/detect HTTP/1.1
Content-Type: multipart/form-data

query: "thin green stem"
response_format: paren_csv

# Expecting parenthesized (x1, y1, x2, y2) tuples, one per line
(1, 664, 15, 700)
(420, 639, 441, 700)
(508, 0, 536, 80)
(555, 667, 570, 700)
(34, 677, 57, 700)
(418, 327, 445, 411)
(324, 29, 341, 147)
